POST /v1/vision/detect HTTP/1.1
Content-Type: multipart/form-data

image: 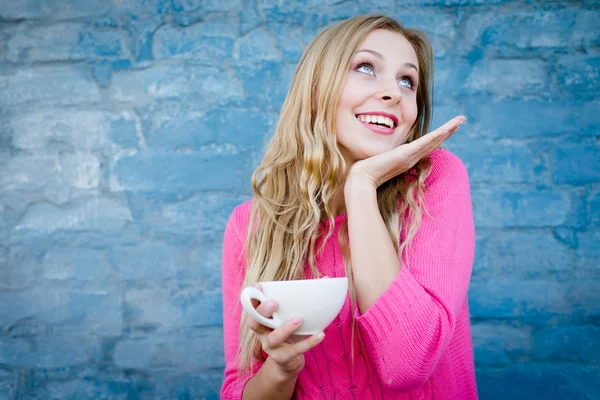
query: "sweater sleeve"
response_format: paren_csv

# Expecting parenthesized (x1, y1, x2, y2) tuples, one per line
(354, 149, 475, 391)
(220, 202, 261, 399)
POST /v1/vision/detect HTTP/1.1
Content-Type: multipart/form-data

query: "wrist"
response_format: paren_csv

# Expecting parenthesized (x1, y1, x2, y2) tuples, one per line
(344, 177, 378, 213)
(266, 357, 300, 384)
(344, 172, 377, 195)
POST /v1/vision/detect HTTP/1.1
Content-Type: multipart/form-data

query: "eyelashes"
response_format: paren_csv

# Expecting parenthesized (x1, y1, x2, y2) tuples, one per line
(354, 60, 417, 90)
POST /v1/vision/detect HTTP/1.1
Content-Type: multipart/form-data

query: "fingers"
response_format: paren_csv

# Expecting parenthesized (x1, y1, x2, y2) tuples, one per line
(403, 115, 466, 160)
(247, 296, 278, 335)
(264, 317, 303, 349)
(285, 332, 326, 358)
(433, 115, 467, 137)
(269, 330, 326, 365)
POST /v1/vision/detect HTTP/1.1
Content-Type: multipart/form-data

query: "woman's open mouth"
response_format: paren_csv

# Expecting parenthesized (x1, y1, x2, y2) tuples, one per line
(356, 114, 397, 136)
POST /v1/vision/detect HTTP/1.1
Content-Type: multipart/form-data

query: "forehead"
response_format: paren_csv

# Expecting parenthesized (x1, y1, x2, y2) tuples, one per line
(357, 29, 419, 66)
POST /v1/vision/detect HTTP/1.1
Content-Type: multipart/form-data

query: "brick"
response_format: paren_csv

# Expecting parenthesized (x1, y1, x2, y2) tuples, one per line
(0, 334, 91, 368)
(471, 188, 570, 228)
(37, 379, 130, 400)
(153, 24, 234, 61)
(125, 287, 182, 328)
(589, 191, 600, 227)
(271, 23, 308, 61)
(59, 151, 101, 190)
(0, 154, 63, 213)
(401, 0, 503, 5)
(239, 4, 265, 35)
(175, 289, 224, 327)
(532, 325, 600, 364)
(551, 144, 600, 185)
(113, 336, 156, 369)
(555, 56, 600, 96)
(0, 288, 122, 336)
(389, 8, 457, 59)
(114, 327, 224, 369)
(477, 364, 600, 400)
(471, 321, 531, 366)
(107, 112, 140, 149)
(0, 66, 101, 107)
(469, 280, 600, 323)
(111, 0, 171, 15)
(42, 247, 116, 283)
(123, 193, 242, 247)
(232, 61, 293, 110)
(0, 0, 111, 19)
(146, 105, 269, 150)
(160, 193, 241, 235)
(111, 152, 251, 196)
(190, 240, 228, 291)
(152, 370, 223, 400)
(14, 197, 133, 236)
(0, 374, 16, 400)
(110, 64, 245, 106)
(235, 27, 281, 62)
(462, 9, 600, 57)
(181, 0, 240, 12)
(111, 241, 181, 281)
(8, 109, 132, 151)
(472, 231, 570, 281)
(0, 245, 39, 290)
(451, 142, 548, 184)
(462, 59, 549, 98)
(125, 285, 223, 329)
(4, 23, 128, 63)
(464, 97, 599, 138)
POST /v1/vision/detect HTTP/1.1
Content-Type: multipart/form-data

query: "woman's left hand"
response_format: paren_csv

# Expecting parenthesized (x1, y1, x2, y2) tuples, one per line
(345, 115, 466, 190)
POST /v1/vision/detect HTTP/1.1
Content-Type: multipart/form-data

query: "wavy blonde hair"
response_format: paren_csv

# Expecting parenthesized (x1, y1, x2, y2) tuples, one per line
(237, 14, 435, 374)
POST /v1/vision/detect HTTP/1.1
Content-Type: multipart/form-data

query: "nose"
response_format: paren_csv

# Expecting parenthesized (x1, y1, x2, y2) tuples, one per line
(379, 78, 402, 103)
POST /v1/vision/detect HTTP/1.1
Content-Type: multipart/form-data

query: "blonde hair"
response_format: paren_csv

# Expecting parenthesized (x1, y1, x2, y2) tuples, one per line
(237, 14, 435, 374)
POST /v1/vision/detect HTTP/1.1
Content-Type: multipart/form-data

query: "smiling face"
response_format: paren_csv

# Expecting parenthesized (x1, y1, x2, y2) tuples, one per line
(335, 29, 420, 166)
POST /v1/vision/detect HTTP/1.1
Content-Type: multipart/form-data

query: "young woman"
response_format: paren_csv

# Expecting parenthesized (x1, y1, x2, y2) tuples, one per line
(221, 14, 477, 400)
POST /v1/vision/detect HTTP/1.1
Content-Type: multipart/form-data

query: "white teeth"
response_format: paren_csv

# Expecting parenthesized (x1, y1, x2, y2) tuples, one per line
(357, 114, 395, 129)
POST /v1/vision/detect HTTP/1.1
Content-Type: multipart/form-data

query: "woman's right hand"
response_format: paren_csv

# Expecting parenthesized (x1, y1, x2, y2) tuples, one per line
(246, 284, 326, 378)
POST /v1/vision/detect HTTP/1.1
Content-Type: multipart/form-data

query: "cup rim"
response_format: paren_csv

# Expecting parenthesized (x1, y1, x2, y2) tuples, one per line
(258, 277, 348, 285)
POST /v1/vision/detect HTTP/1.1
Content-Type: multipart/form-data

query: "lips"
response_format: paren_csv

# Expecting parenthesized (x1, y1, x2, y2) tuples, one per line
(356, 111, 400, 137)
(356, 117, 396, 136)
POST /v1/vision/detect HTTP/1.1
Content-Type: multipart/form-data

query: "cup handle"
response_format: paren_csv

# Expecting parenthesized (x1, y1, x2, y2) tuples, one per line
(240, 286, 279, 330)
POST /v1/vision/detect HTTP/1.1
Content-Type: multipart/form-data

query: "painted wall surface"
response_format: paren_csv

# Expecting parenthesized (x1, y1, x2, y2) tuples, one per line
(0, 0, 598, 399)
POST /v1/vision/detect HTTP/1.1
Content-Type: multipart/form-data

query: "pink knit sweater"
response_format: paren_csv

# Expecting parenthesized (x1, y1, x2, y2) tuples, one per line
(221, 148, 478, 399)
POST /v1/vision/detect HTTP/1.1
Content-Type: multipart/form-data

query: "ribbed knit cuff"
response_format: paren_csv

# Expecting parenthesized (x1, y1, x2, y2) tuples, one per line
(232, 374, 254, 400)
(355, 267, 435, 347)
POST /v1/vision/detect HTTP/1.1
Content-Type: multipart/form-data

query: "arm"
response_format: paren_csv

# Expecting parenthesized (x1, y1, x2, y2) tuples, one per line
(347, 149, 475, 391)
(220, 205, 258, 399)
(242, 357, 299, 400)
(221, 205, 321, 400)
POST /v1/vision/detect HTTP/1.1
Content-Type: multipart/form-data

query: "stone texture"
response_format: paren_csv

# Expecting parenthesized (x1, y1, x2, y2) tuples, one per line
(0, 1, 598, 399)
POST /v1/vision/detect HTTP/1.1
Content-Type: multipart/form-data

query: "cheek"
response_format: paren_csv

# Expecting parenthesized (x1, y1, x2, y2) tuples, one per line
(404, 99, 419, 126)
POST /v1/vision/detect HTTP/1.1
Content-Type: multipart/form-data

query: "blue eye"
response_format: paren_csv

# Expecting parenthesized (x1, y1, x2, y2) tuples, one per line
(356, 62, 375, 75)
(400, 77, 414, 89)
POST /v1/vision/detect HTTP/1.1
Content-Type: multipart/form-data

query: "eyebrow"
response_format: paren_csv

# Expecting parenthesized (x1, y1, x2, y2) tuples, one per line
(356, 49, 419, 73)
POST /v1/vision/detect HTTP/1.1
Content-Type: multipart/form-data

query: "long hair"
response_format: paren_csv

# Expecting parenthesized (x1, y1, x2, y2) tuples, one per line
(237, 14, 435, 374)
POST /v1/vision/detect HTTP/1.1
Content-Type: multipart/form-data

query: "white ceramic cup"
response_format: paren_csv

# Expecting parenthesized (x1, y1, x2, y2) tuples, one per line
(240, 277, 349, 335)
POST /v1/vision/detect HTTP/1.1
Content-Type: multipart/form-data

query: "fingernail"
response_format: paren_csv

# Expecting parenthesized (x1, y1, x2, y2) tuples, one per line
(316, 332, 325, 340)
(291, 317, 301, 326)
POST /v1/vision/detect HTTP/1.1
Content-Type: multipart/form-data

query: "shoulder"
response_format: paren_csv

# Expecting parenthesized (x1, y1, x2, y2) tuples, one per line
(224, 199, 253, 244)
(425, 148, 470, 189)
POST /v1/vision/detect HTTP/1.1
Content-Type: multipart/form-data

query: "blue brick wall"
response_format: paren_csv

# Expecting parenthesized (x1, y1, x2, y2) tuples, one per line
(0, 1, 598, 399)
